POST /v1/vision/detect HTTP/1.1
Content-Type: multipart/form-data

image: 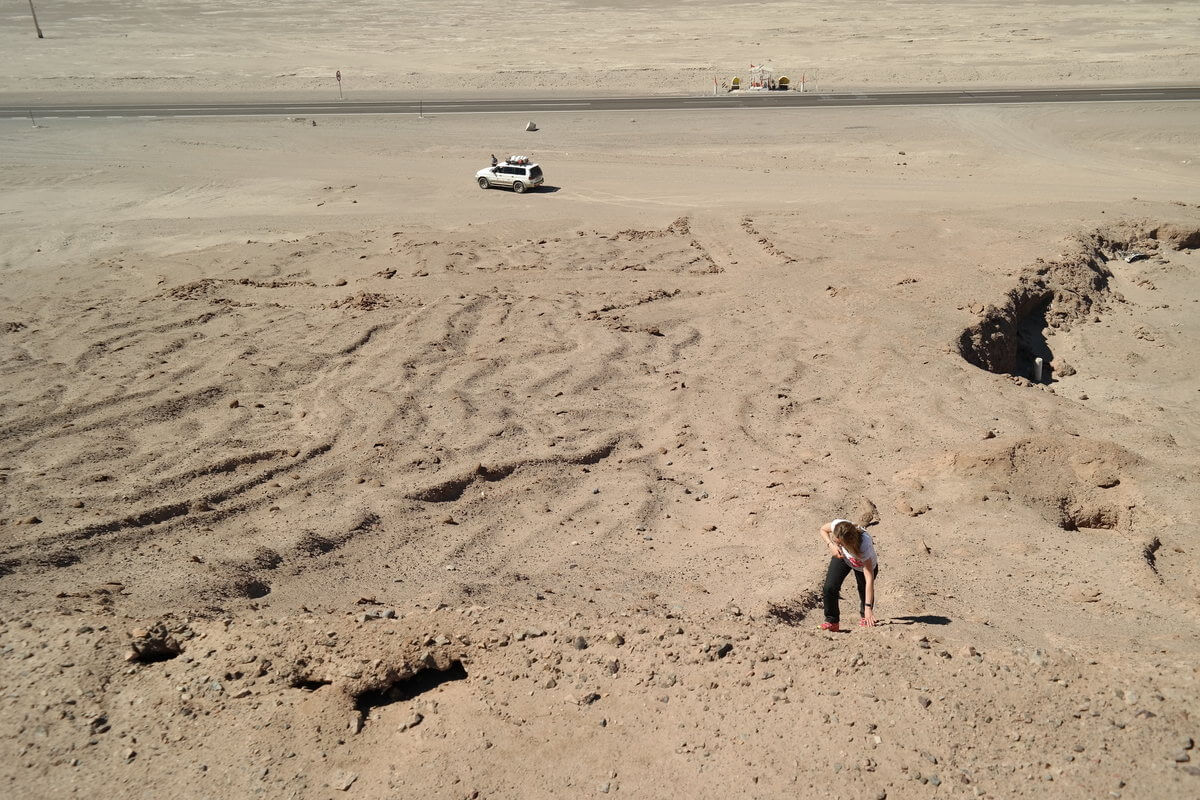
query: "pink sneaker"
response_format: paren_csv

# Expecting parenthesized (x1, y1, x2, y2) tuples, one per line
(819, 622, 840, 632)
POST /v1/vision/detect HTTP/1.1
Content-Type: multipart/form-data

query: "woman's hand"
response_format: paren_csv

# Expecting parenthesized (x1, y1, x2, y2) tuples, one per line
(863, 608, 876, 627)
(827, 542, 841, 558)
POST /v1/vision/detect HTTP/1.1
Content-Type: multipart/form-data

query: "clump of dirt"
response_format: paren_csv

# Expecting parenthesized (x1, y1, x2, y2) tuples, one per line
(126, 619, 193, 663)
(766, 591, 822, 626)
(1149, 223, 1200, 250)
(329, 292, 397, 310)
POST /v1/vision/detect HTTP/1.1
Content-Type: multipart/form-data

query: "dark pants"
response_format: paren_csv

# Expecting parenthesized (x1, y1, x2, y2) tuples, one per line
(822, 557, 880, 624)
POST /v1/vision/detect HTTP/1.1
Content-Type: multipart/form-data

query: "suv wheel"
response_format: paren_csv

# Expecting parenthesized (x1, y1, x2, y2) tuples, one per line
(477, 177, 490, 189)
(512, 181, 526, 194)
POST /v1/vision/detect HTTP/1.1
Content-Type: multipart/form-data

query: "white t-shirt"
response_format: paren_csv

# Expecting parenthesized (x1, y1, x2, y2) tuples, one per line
(830, 519, 878, 572)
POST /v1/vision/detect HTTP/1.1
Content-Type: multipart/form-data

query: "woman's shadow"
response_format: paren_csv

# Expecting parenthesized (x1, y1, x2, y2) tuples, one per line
(889, 614, 951, 626)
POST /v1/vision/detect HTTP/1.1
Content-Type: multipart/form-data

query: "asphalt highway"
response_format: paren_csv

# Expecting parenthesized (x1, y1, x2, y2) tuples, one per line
(3, 86, 1199, 119)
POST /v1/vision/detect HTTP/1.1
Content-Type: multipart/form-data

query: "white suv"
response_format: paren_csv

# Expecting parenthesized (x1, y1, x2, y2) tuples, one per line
(476, 156, 544, 194)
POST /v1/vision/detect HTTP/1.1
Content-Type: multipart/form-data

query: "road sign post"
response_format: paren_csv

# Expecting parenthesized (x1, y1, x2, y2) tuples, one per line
(28, 0, 44, 38)
(336, 70, 342, 101)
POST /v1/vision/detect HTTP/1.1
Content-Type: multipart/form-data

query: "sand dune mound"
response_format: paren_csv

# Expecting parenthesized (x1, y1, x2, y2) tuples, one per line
(913, 434, 1142, 532)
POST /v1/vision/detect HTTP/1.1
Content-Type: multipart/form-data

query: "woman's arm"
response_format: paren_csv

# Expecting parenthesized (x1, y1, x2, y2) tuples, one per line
(819, 523, 840, 557)
(862, 563, 877, 627)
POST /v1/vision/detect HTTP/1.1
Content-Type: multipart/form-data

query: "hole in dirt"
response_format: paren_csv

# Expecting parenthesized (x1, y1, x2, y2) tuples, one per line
(232, 578, 272, 599)
(957, 289, 1058, 380)
(134, 645, 181, 664)
(292, 678, 333, 692)
(353, 660, 468, 714)
(1058, 501, 1119, 531)
(955, 228, 1132, 381)
(766, 591, 822, 626)
(1014, 296, 1056, 382)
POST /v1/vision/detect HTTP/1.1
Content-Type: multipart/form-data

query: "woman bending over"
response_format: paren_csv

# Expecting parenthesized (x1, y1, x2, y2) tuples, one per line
(818, 519, 879, 631)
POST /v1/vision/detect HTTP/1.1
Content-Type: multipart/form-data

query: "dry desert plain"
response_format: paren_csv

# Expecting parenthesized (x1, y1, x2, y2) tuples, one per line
(2, 2, 1200, 799)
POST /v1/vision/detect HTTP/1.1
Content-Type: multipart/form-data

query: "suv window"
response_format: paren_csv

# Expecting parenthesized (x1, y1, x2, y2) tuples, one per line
(503, 166, 521, 176)
(529, 166, 542, 179)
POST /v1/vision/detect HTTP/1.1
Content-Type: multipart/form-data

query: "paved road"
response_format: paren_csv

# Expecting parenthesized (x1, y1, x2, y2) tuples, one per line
(4, 86, 1199, 119)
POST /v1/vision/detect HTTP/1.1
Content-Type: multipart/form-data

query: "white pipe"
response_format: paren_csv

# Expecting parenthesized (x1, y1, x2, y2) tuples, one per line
(1033, 357, 1043, 382)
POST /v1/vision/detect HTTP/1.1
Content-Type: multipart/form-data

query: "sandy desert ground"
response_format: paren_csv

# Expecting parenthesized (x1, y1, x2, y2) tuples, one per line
(4, 0, 1200, 102)
(3, 2, 1200, 800)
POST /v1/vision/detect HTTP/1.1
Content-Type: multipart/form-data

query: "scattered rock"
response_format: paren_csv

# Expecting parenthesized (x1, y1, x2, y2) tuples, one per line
(1067, 587, 1102, 603)
(126, 620, 187, 663)
(572, 636, 589, 650)
(399, 713, 423, 732)
(1174, 751, 1191, 763)
(917, 696, 932, 709)
(604, 632, 625, 646)
(332, 771, 358, 791)
(855, 497, 879, 527)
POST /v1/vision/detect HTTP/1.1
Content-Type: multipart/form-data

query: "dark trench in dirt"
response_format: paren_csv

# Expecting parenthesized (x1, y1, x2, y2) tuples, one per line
(954, 228, 1126, 382)
(354, 660, 469, 715)
(1013, 296, 1056, 382)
